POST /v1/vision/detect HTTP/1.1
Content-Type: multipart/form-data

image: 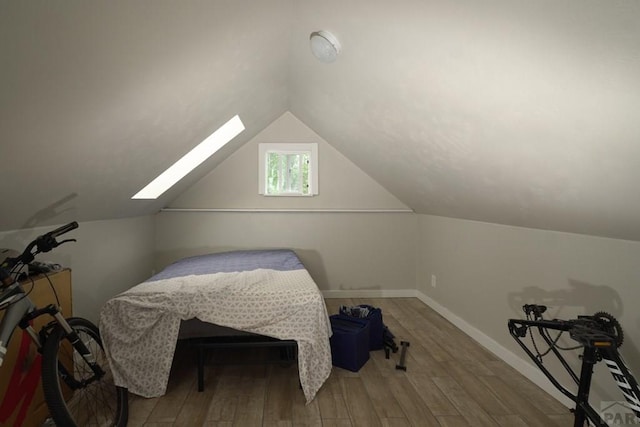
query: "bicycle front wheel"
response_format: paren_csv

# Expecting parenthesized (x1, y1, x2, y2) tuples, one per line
(42, 317, 128, 427)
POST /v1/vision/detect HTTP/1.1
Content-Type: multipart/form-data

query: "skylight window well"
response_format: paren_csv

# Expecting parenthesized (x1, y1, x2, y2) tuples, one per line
(132, 115, 245, 199)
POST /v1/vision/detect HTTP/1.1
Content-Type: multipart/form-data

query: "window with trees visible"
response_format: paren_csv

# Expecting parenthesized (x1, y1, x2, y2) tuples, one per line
(258, 143, 318, 196)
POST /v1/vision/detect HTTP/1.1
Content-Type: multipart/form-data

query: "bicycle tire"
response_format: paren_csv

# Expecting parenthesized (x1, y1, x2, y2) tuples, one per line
(41, 317, 128, 427)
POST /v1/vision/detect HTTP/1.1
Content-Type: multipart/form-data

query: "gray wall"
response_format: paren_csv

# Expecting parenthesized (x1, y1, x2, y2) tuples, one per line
(169, 112, 410, 211)
(416, 213, 640, 405)
(157, 113, 417, 292)
(0, 216, 155, 323)
(155, 211, 416, 292)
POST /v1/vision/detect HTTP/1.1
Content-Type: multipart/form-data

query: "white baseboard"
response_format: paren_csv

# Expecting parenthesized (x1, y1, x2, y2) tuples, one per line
(321, 289, 417, 299)
(414, 290, 573, 408)
(320, 288, 573, 408)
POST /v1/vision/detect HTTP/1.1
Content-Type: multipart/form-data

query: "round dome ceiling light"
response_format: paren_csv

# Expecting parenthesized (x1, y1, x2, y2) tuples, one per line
(310, 30, 341, 63)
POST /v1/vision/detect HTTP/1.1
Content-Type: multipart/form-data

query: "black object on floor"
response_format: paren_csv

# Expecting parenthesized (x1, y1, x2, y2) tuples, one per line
(395, 341, 410, 371)
(383, 325, 399, 357)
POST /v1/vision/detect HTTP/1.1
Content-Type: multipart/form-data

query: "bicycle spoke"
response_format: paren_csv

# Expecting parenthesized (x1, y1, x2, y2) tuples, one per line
(43, 318, 128, 427)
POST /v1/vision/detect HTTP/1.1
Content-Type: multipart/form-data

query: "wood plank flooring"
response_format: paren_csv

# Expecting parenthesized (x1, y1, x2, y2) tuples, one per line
(126, 298, 575, 426)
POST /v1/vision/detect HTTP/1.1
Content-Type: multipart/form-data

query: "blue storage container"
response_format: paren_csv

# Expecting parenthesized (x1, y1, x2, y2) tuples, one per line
(329, 315, 370, 372)
(337, 305, 384, 351)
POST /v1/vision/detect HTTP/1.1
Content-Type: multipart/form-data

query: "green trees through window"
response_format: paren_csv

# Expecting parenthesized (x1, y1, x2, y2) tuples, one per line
(267, 152, 310, 195)
(259, 143, 318, 196)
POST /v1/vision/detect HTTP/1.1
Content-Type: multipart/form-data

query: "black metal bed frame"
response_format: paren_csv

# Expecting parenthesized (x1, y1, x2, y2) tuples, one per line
(187, 335, 298, 392)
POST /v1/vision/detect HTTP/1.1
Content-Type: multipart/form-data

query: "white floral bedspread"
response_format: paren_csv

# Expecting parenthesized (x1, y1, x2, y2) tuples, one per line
(99, 252, 332, 403)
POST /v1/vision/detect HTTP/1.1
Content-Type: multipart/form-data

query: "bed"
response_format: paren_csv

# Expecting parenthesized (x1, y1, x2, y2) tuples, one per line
(99, 249, 333, 403)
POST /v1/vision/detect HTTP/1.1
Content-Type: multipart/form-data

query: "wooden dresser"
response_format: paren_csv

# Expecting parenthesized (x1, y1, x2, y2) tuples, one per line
(0, 269, 72, 427)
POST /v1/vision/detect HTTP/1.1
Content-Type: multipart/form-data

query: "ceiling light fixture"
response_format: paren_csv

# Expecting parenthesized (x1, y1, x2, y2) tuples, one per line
(132, 115, 245, 199)
(310, 30, 341, 63)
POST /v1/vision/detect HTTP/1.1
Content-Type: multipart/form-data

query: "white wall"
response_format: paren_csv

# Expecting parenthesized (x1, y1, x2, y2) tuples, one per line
(416, 213, 640, 406)
(169, 112, 410, 211)
(157, 112, 416, 292)
(155, 211, 416, 292)
(0, 216, 155, 323)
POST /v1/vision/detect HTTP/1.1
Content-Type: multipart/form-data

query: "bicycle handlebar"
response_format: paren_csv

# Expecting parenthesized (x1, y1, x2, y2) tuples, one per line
(0, 221, 79, 286)
(46, 221, 79, 239)
(30, 221, 78, 254)
(509, 305, 623, 349)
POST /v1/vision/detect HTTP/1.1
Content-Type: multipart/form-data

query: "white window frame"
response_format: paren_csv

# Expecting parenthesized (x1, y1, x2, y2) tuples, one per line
(258, 143, 318, 196)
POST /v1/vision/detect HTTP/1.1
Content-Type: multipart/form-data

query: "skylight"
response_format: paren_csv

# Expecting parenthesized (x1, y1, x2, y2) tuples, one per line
(132, 115, 245, 199)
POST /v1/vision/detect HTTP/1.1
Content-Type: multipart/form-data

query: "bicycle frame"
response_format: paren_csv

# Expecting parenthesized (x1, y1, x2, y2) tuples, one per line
(0, 282, 40, 366)
(0, 280, 103, 380)
(509, 317, 640, 427)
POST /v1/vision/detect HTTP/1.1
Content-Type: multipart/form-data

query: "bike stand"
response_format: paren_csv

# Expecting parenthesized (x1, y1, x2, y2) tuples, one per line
(572, 346, 603, 427)
(395, 341, 410, 371)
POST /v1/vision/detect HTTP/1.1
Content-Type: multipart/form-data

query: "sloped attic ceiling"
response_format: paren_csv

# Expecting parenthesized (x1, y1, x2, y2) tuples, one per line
(1, 1, 639, 240)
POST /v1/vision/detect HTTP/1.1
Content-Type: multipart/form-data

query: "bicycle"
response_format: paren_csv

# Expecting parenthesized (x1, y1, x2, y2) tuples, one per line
(0, 222, 128, 426)
(509, 304, 640, 427)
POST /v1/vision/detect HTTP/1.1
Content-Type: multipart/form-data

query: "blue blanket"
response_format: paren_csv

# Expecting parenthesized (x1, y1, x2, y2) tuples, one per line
(147, 249, 305, 282)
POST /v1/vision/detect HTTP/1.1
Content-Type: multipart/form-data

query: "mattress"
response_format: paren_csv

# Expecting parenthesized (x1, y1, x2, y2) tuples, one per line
(99, 249, 332, 403)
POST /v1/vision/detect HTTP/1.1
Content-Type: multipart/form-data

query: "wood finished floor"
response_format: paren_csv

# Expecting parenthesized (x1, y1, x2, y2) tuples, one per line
(127, 298, 575, 426)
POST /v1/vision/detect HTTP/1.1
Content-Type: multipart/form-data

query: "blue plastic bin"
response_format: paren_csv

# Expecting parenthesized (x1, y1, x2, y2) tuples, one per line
(336, 305, 384, 350)
(329, 315, 370, 372)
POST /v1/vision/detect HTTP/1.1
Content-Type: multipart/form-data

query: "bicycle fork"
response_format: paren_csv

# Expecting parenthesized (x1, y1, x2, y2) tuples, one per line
(20, 304, 106, 383)
(53, 314, 106, 384)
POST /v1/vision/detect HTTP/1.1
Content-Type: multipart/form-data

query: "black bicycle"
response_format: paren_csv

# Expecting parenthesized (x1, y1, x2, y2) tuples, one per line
(0, 222, 128, 426)
(509, 304, 640, 427)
